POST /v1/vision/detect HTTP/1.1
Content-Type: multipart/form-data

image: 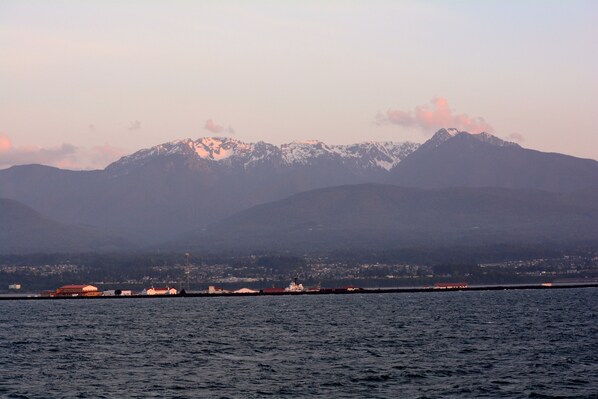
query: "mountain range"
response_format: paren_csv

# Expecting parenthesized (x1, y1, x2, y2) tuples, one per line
(0, 137, 420, 246)
(0, 199, 130, 254)
(1, 128, 598, 254)
(169, 184, 598, 254)
(389, 129, 598, 192)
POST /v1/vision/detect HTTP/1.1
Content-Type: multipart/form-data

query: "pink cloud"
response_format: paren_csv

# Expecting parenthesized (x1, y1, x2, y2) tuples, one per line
(376, 97, 494, 134)
(0, 134, 11, 152)
(0, 133, 127, 170)
(204, 119, 235, 135)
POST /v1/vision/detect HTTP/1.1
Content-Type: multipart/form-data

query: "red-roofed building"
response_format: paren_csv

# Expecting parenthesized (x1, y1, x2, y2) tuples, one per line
(54, 284, 101, 297)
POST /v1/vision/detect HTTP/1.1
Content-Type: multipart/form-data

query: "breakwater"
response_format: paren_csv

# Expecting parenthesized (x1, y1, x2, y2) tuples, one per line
(2, 282, 598, 300)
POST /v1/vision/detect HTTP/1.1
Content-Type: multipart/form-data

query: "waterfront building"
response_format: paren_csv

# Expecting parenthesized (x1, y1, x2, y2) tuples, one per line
(285, 279, 305, 292)
(208, 285, 230, 294)
(54, 285, 101, 297)
(233, 288, 259, 294)
(141, 287, 177, 295)
(102, 290, 132, 296)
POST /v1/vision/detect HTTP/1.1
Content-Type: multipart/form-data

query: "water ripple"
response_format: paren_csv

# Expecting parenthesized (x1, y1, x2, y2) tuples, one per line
(1, 289, 597, 398)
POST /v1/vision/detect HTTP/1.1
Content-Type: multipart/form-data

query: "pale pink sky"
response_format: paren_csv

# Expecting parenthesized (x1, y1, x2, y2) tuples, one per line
(1, 1, 597, 169)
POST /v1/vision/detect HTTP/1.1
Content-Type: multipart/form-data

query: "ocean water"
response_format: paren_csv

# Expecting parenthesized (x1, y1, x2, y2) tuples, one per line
(1, 289, 597, 398)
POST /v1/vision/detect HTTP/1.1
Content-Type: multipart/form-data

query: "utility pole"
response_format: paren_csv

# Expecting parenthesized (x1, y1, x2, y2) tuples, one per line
(185, 252, 191, 292)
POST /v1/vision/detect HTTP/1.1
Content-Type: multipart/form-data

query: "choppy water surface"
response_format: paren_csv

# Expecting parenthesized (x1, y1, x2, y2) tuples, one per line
(1, 289, 597, 398)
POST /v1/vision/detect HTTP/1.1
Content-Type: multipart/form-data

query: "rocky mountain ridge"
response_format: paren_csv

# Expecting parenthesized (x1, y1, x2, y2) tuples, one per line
(106, 137, 420, 175)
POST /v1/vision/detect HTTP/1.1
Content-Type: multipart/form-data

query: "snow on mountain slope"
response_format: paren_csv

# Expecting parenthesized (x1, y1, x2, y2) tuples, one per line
(106, 129, 519, 176)
(475, 132, 519, 147)
(416, 128, 519, 153)
(107, 137, 420, 174)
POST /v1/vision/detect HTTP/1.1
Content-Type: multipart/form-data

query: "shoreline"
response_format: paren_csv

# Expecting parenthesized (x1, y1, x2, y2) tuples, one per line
(1, 282, 598, 301)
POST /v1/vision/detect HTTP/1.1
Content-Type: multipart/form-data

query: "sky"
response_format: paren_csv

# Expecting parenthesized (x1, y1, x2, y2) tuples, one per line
(1, 1, 597, 169)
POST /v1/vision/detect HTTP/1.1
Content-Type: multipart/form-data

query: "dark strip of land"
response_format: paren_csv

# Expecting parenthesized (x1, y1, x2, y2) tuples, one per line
(1, 283, 598, 301)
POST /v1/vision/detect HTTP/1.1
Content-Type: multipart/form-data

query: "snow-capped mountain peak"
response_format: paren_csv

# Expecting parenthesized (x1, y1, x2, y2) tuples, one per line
(191, 137, 253, 160)
(416, 128, 462, 152)
(417, 128, 520, 153)
(107, 137, 420, 174)
(106, 129, 519, 176)
(107, 128, 524, 177)
(474, 132, 519, 147)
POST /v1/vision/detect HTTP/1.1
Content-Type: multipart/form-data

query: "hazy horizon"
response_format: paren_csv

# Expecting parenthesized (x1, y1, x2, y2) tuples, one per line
(1, 1, 597, 169)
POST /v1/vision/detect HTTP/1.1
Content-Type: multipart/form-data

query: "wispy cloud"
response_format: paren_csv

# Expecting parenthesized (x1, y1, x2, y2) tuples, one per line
(505, 132, 525, 143)
(0, 133, 127, 170)
(376, 97, 494, 134)
(204, 119, 235, 135)
(127, 120, 141, 130)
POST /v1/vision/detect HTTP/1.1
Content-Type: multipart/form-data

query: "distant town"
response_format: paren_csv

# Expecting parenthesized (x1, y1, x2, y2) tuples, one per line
(2, 250, 597, 295)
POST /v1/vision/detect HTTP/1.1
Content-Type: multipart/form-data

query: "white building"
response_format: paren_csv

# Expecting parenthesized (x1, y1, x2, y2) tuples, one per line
(233, 288, 259, 294)
(285, 279, 305, 292)
(141, 287, 177, 295)
(103, 289, 133, 296)
(208, 285, 230, 294)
